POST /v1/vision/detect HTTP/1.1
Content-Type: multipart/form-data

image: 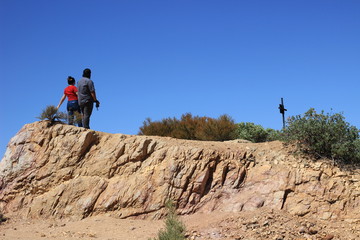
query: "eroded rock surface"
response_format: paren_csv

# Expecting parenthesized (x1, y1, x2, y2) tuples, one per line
(0, 122, 359, 223)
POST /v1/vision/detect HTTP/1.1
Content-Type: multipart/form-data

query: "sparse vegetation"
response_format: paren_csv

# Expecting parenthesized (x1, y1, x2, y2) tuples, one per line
(139, 114, 284, 143)
(139, 113, 237, 141)
(150, 200, 186, 240)
(37, 105, 67, 125)
(139, 109, 360, 164)
(236, 122, 282, 143)
(73, 111, 83, 125)
(283, 108, 360, 164)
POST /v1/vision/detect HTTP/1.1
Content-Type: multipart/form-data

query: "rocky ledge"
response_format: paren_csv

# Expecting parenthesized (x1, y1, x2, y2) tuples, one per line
(0, 121, 359, 222)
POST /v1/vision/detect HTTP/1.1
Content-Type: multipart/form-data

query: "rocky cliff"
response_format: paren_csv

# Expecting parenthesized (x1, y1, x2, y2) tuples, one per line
(0, 122, 359, 222)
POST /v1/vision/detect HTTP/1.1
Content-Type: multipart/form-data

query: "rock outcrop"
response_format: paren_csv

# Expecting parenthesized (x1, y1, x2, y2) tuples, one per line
(0, 122, 359, 222)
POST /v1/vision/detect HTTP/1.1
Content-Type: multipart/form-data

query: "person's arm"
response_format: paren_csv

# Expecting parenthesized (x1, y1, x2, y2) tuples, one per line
(89, 80, 99, 106)
(57, 94, 66, 110)
(91, 91, 98, 102)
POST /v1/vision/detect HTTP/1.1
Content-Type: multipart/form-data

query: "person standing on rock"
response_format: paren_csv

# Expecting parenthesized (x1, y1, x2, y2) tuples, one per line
(56, 76, 83, 127)
(77, 68, 100, 129)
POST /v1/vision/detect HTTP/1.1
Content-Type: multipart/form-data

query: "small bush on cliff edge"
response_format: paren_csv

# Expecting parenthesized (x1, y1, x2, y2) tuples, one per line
(37, 105, 67, 125)
(236, 122, 282, 143)
(139, 113, 237, 141)
(284, 108, 360, 164)
(150, 200, 186, 240)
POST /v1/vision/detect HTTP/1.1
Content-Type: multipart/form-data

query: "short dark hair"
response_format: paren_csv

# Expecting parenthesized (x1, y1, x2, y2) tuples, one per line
(83, 68, 91, 78)
(67, 76, 75, 85)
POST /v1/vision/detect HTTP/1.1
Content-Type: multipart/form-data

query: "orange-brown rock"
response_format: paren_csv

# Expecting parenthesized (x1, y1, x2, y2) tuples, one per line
(0, 122, 359, 222)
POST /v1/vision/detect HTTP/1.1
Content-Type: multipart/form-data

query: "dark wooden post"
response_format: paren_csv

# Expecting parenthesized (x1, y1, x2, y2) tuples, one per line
(278, 98, 287, 129)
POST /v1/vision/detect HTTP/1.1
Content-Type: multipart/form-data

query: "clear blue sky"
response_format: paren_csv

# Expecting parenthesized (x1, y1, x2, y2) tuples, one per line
(1, 0, 359, 157)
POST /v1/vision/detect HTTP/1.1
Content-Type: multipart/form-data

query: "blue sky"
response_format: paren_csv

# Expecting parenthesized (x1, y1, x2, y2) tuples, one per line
(1, 0, 359, 157)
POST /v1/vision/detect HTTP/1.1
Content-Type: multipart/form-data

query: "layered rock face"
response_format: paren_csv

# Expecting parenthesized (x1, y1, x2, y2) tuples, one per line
(0, 122, 359, 221)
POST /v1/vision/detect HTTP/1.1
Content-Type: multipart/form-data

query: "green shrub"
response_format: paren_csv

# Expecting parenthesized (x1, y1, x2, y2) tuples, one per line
(150, 200, 186, 240)
(235, 122, 282, 143)
(37, 105, 67, 124)
(266, 128, 284, 142)
(139, 113, 237, 141)
(284, 108, 360, 163)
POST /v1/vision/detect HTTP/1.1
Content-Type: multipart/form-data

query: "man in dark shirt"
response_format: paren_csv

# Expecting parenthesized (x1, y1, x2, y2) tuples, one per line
(77, 68, 100, 129)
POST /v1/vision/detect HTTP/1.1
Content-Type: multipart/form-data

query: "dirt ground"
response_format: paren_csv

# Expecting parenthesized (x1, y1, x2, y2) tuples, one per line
(1, 208, 359, 240)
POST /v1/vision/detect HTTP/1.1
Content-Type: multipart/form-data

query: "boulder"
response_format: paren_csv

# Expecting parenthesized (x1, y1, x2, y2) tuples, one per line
(0, 121, 359, 222)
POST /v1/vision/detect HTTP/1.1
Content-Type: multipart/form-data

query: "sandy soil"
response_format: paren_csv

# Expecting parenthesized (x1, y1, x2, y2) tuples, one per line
(0, 215, 162, 240)
(1, 208, 359, 240)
